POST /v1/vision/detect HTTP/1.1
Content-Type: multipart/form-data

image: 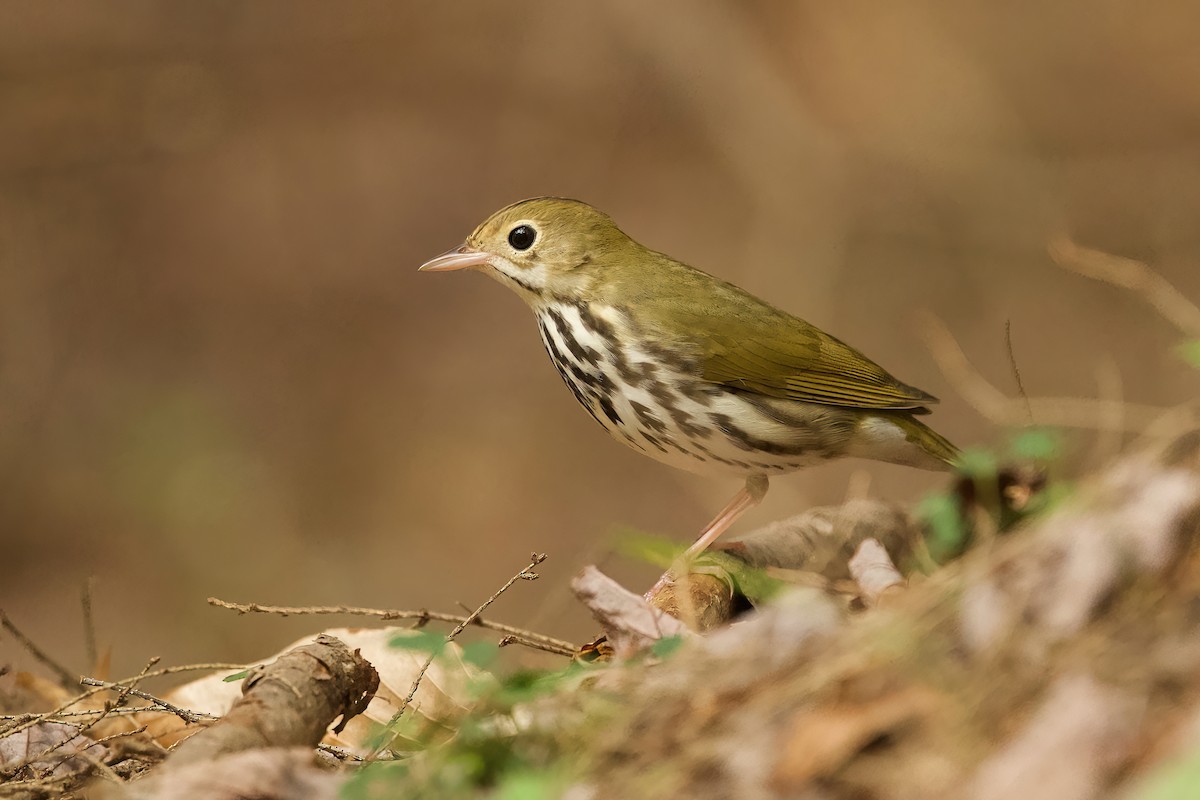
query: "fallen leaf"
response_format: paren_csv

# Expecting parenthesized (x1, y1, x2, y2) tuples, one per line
(772, 686, 936, 787)
(0, 721, 109, 778)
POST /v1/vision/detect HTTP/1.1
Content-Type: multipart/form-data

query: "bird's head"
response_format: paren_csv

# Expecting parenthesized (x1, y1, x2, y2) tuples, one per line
(419, 197, 631, 302)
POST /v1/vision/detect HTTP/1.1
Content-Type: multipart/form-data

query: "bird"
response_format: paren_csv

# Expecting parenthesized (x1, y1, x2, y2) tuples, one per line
(420, 198, 958, 558)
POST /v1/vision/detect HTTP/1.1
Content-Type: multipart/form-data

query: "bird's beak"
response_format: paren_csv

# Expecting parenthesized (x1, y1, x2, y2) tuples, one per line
(418, 244, 491, 272)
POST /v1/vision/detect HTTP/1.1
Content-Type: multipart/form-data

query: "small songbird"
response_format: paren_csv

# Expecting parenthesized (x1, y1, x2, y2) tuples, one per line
(420, 198, 958, 556)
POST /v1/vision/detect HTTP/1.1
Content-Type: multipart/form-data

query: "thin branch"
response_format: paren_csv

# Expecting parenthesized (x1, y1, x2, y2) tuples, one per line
(369, 553, 548, 759)
(2, 706, 179, 723)
(207, 597, 576, 655)
(119, 662, 247, 682)
(497, 633, 576, 657)
(1005, 320, 1033, 424)
(918, 312, 1194, 430)
(318, 743, 365, 762)
(1049, 237, 1200, 337)
(0, 608, 78, 689)
(1, 662, 242, 740)
(16, 658, 159, 776)
(78, 678, 217, 726)
(80, 577, 98, 671)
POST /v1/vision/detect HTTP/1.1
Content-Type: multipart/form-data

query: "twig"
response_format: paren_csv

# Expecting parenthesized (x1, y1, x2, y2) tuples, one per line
(318, 743, 365, 762)
(15, 658, 159, 777)
(2, 707, 174, 723)
(0, 608, 78, 689)
(76, 658, 157, 737)
(2, 663, 240, 737)
(79, 678, 217, 726)
(77, 749, 123, 785)
(0, 771, 77, 791)
(496, 633, 576, 657)
(90, 724, 149, 748)
(118, 662, 247, 682)
(369, 553, 548, 759)
(1049, 237, 1200, 337)
(1005, 320, 1034, 424)
(918, 312, 1193, 429)
(207, 597, 576, 656)
(80, 577, 98, 671)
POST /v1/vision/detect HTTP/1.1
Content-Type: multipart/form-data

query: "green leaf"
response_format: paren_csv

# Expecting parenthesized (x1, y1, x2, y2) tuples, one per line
(956, 447, 998, 480)
(1010, 428, 1061, 462)
(917, 492, 968, 564)
(1177, 339, 1200, 369)
(222, 670, 249, 683)
(695, 551, 784, 604)
(389, 629, 447, 657)
(613, 527, 685, 568)
(650, 635, 685, 659)
(495, 770, 557, 800)
(339, 761, 408, 800)
(1134, 753, 1200, 800)
(460, 640, 499, 669)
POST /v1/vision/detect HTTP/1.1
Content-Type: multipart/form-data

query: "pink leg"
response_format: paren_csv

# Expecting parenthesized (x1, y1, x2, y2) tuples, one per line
(682, 474, 770, 557)
(646, 475, 769, 599)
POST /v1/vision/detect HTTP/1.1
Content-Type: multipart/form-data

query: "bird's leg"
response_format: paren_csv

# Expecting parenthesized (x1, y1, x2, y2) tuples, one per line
(683, 474, 770, 558)
(646, 475, 769, 602)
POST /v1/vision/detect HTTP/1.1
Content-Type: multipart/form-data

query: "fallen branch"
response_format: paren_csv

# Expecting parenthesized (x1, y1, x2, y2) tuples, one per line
(158, 634, 376, 769)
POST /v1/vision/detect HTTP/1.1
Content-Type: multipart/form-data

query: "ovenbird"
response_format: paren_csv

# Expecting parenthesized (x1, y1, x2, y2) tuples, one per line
(421, 198, 958, 555)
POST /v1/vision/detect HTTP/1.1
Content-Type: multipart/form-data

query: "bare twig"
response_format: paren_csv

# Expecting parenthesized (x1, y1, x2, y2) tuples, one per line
(118, 662, 247, 683)
(919, 312, 1193, 429)
(0, 608, 77, 689)
(496, 633, 576, 657)
(79, 678, 217, 726)
(2, 706, 172, 723)
(77, 749, 123, 785)
(15, 658, 159, 776)
(207, 597, 576, 656)
(317, 743, 364, 762)
(1049, 237, 1200, 337)
(369, 553, 548, 759)
(80, 577, 98, 672)
(1005, 320, 1034, 424)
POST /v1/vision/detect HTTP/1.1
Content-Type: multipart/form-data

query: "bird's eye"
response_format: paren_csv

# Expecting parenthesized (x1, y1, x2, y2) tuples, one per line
(508, 224, 537, 251)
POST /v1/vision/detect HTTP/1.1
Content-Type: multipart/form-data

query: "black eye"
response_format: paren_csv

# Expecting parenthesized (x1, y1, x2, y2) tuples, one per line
(508, 224, 537, 251)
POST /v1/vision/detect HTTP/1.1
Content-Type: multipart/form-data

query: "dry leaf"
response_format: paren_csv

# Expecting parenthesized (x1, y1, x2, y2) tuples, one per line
(571, 566, 687, 656)
(772, 687, 936, 787)
(0, 670, 72, 714)
(0, 720, 109, 778)
(119, 747, 341, 800)
(848, 538, 905, 606)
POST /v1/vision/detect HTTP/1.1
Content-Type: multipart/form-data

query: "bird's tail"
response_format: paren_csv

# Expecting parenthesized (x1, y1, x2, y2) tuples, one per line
(849, 412, 960, 471)
(891, 413, 960, 469)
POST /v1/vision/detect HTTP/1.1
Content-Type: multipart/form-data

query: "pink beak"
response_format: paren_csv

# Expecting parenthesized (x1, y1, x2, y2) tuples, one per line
(418, 244, 491, 272)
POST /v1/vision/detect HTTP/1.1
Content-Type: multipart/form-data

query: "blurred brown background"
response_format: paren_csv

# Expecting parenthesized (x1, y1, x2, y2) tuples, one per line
(3, 2, 1199, 677)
